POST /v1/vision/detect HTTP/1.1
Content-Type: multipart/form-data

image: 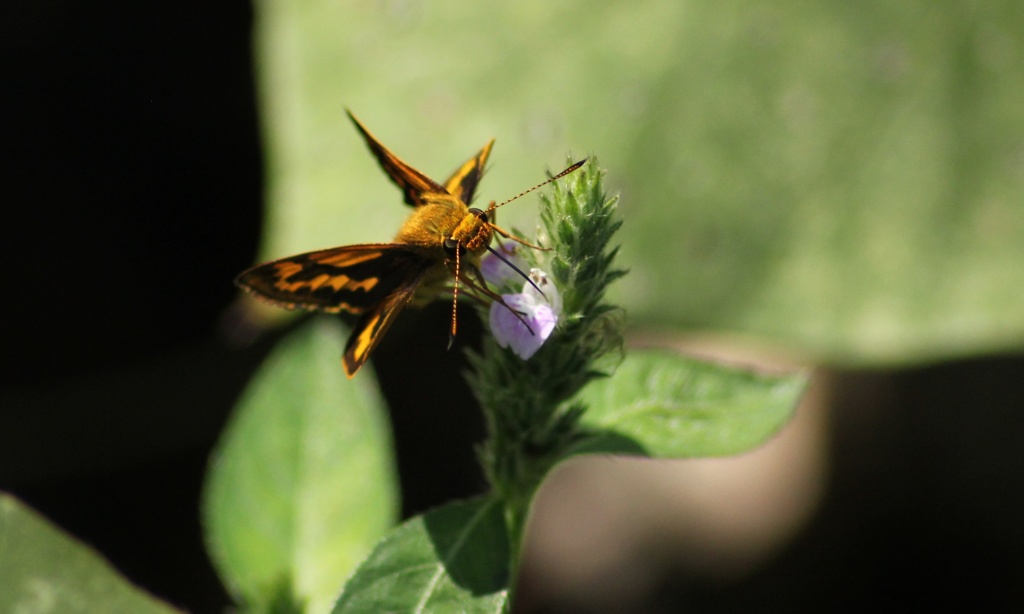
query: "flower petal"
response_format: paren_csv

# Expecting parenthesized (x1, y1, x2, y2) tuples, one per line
(489, 293, 557, 360)
(524, 268, 562, 317)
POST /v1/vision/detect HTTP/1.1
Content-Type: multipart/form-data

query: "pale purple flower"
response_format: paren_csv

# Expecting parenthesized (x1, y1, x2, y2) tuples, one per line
(489, 268, 561, 360)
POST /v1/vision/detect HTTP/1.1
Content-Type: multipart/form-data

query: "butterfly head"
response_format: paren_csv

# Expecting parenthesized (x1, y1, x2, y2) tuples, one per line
(447, 207, 495, 256)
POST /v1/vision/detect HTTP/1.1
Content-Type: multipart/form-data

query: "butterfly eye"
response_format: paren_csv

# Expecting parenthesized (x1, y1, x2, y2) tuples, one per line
(443, 238, 465, 256)
(469, 207, 489, 223)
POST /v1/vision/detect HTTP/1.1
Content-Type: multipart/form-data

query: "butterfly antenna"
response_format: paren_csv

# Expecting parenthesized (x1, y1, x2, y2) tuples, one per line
(448, 245, 461, 350)
(485, 245, 546, 299)
(486, 158, 588, 213)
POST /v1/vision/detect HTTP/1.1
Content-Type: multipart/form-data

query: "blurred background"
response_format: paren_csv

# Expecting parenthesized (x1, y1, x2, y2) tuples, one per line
(3, 0, 1023, 611)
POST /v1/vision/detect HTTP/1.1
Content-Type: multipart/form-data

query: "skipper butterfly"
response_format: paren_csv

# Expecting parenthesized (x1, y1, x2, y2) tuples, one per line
(237, 110, 585, 377)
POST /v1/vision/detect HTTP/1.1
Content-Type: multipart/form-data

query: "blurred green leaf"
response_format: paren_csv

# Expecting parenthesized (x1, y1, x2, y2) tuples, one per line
(0, 494, 180, 614)
(569, 350, 807, 457)
(253, 0, 1024, 365)
(332, 496, 509, 614)
(203, 318, 398, 614)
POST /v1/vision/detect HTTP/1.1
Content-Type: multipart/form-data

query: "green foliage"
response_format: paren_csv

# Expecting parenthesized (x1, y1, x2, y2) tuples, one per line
(0, 494, 180, 614)
(538, 159, 628, 388)
(294, 157, 798, 609)
(572, 350, 807, 457)
(332, 497, 509, 613)
(202, 319, 398, 614)
(254, 0, 1024, 365)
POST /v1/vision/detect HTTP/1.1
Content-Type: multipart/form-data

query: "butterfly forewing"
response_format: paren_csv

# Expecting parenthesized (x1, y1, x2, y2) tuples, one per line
(346, 110, 446, 207)
(347, 109, 495, 208)
(235, 244, 434, 314)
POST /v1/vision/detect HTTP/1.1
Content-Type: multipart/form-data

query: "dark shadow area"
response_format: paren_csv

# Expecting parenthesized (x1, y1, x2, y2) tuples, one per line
(373, 301, 491, 519)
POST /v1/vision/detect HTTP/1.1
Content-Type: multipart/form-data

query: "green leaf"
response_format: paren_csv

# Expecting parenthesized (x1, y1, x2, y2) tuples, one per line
(203, 318, 398, 614)
(253, 0, 1024, 365)
(570, 350, 807, 458)
(332, 496, 509, 614)
(0, 494, 180, 614)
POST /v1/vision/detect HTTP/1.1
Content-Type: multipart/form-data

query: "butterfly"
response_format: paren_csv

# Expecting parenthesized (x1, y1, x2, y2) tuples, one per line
(236, 110, 586, 377)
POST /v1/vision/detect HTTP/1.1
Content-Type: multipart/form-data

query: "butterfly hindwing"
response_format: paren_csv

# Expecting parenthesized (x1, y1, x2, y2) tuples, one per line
(235, 244, 434, 314)
(341, 274, 423, 377)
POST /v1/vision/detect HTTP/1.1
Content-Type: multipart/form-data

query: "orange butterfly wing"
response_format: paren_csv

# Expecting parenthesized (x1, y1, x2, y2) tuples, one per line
(346, 110, 446, 207)
(347, 109, 494, 207)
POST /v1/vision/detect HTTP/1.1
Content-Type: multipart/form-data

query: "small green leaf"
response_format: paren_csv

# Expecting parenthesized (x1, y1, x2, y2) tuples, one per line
(0, 494, 180, 614)
(203, 317, 398, 614)
(570, 349, 807, 458)
(332, 496, 509, 614)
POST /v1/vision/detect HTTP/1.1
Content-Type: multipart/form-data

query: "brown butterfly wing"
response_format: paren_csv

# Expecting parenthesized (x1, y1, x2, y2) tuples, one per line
(346, 110, 447, 207)
(235, 244, 434, 314)
(443, 138, 495, 205)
